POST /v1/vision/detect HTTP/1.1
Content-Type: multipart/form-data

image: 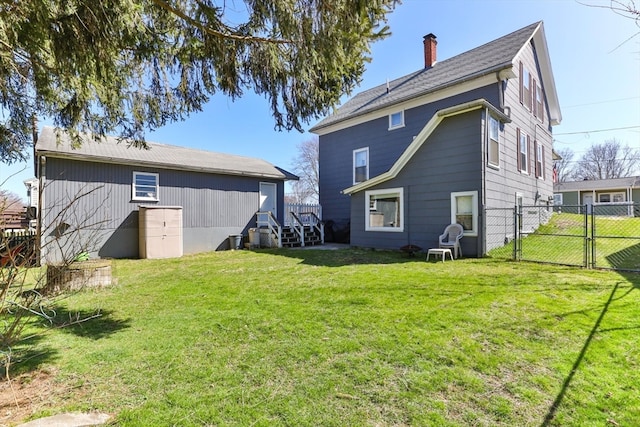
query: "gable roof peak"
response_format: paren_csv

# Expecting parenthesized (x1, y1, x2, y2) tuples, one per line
(310, 21, 561, 133)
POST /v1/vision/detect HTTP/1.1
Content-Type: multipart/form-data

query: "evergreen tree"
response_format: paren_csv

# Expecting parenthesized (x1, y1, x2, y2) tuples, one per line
(0, 0, 397, 163)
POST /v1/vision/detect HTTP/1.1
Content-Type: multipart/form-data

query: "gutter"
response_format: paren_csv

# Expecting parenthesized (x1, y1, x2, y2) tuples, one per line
(34, 150, 289, 181)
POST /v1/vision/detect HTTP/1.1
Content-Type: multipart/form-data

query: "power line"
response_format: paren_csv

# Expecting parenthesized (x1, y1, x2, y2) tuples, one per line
(563, 96, 640, 109)
(554, 125, 640, 136)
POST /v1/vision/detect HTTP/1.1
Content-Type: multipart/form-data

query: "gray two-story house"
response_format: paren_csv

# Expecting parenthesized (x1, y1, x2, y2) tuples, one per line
(311, 21, 561, 256)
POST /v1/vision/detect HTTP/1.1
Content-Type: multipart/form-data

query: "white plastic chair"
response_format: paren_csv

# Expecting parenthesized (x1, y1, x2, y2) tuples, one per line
(439, 223, 464, 259)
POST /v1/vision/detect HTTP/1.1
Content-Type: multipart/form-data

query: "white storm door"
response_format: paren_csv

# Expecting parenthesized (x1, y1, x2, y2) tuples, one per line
(583, 194, 594, 214)
(259, 182, 277, 217)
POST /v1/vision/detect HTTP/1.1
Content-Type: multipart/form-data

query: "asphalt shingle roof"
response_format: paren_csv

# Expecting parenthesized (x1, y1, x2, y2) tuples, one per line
(555, 176, 640, 192)
(311, 22, 541, 131)
(36, 126, 295, 180)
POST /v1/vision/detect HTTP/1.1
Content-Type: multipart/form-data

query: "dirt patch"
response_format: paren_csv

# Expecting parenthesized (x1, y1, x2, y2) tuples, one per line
(0, 369, 65, 426)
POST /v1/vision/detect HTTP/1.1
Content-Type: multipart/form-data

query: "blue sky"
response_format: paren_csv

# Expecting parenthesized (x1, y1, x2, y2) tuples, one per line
(2, 0, 639, 199)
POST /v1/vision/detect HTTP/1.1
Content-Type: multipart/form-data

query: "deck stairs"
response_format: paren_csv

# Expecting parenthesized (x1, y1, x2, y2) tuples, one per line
(256, 211, 324, 248)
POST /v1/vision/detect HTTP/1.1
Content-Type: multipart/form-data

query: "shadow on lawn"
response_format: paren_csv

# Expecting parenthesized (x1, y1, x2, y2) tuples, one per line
(3, 334, 57, 378)
(541, 278, 637, 426)
(259, 247, 420, 267)
(4, 308, 131, 378)
(48, 307, 131, 340)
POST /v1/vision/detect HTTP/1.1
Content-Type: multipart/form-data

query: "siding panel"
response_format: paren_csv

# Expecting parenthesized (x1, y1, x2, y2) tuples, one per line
(319, 85, 500, 226)
(41, 158, 284, 261)
(350, 112, 483, 255)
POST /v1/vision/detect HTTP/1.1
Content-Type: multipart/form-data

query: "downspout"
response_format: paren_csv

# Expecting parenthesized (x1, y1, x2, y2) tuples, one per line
(481, 107, 489, 256)
(31, 120, 43, 267)
(36, 155, 45, 267)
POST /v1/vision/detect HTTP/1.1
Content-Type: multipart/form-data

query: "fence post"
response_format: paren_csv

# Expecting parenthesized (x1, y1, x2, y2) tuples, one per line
(582, 205, 589, 269)
(512, 206, 518, 260)
(590, 206, 596, 269)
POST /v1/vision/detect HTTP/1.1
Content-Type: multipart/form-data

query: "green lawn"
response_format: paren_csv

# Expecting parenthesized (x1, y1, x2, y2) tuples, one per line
(13, 249, 640, 426)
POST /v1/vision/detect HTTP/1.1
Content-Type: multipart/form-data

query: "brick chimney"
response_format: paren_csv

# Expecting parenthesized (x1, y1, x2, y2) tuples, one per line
(423, 33, 437, 68)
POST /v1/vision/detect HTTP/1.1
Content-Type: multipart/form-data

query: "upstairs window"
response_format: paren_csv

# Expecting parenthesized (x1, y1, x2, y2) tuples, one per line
(133, 172, 159, 201)
(353, 148, 369, 184)
(534, 81, 544, 122)
(535, 141, 545, 179)
(488, 116, 500, 167)
(389, 111, 404, 130)
(519, 62, 532, 111)
(517, 128, 530, 174)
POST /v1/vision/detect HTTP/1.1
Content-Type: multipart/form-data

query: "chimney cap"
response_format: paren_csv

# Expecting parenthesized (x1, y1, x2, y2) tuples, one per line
(423, 33, 437, 40)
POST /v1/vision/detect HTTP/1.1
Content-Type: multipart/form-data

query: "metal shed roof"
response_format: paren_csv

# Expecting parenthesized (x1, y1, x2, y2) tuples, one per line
(35, 126, 297, 181)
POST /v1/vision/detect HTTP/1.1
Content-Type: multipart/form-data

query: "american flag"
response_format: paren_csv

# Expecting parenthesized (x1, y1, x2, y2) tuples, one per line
(552, 163, 559, 183)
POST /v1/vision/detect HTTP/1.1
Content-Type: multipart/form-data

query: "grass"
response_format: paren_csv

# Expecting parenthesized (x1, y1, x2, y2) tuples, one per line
(489, 213, 640, 270)
(11, 249, 640, 426)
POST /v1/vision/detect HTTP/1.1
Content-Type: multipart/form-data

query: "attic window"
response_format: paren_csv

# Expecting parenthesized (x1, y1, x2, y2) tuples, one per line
(389, 111, 404, 130)
(519, 62, 532, 111)
(133, 172, 159, 201)
(535, 81, 544, 122)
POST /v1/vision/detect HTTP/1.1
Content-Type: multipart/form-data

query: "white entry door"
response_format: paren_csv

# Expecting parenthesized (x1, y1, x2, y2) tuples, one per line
(259, 182, 277, 217)
(582, 194, 594, 214)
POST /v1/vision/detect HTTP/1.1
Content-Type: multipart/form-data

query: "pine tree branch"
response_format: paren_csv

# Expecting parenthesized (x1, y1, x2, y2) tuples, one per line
(150, 0, 293, 44)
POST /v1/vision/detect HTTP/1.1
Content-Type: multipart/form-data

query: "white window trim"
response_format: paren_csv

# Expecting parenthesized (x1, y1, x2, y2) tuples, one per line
(388, 111, 405, 130)
(353, 147, 369, 185)
(365, 187, 404, 232)
(522, 68, 532, 111)
(132, 171, 159, 201)
(488, 116, 500, 168)
(536, 142, 544, 179)
(519, 131, 529, 174)
(451, 191, 478, 237)
(553, 193, 563, 205)
(598, 192, 625, 203)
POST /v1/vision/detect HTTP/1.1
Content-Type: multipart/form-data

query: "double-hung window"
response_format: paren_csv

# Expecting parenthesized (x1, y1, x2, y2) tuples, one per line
(133, 172, 159, 201)
(535, 81, 544, 121)
(353, 148, 369, 184)
(365, 188, 404, 232)
(451, 191, 478, 236)
(517, 128, 529, 173)
(388, 111, 404, 130)
(520, 62, 532, 111)
(488, 116, 500, 167)
(535, 141, 544, 179)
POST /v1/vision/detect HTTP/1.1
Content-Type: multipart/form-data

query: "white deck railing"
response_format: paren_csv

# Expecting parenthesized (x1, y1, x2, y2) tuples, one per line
(284, 203, 322, 226)
(256, 211, 282, 248)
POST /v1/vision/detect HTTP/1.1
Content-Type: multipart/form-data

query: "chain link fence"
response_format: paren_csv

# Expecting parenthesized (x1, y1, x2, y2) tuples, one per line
(485, 203, 640, 272)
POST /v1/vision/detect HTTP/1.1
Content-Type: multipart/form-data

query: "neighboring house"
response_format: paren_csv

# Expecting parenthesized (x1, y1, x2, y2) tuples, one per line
(35, 126, 297, 262)
(0, 199, 27, 231)
(23, 177, 39, 230)
(554, 176, 640, 216)
(310, 21, 561, 256)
